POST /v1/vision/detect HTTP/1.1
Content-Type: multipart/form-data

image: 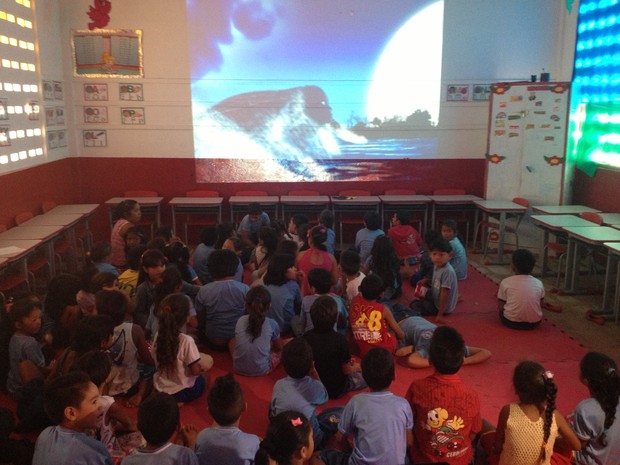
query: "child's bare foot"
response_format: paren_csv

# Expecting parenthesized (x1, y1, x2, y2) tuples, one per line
(178, 424, 198, 449)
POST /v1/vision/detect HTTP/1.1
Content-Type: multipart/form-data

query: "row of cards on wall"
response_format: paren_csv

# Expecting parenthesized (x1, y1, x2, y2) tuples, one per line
(82, 83, 144, 147)
(447, 84, 492, 102)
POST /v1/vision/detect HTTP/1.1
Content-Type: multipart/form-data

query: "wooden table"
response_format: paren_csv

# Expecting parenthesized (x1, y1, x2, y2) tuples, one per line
(105, 197, 164, 231)
(331, 196, 381, 250)
(169, 197, 223, 243)
(0, 239, 45, 288)
(531, 204, 601, 215)
(279, 196, 330, 221)
(228, 196, 279, 224)
(531, 214, 597, 277)
(378, 195, 432, 234)
(561, 225, 620, 294)
(474, 200, 528, 264)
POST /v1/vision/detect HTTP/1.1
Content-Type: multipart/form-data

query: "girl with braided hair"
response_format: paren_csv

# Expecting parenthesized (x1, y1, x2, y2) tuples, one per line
(232, 285, 285, 376)
(572, 352, 620, 464)
(492, 360, 581, 465)
(255, 411, 314, 465)
(151, 293, 213, 403)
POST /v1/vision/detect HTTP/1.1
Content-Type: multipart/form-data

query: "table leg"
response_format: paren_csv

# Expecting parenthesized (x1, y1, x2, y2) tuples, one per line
(615, 261, 620, 324)
(563, 237, 576, 292)
(497, 212, 506, 262)
(601, 252, 615, 314)
(540, 229, 549, 278)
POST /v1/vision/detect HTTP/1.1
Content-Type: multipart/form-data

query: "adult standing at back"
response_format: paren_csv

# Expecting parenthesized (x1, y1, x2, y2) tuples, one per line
(296, 225, 339, 296)
(110, 199, 141, 270)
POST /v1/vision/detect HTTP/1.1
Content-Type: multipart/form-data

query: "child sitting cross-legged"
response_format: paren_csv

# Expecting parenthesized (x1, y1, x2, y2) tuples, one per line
(298, 268, 347, 336)
(338, 249, 365, 308)
(317, 347, 414, 465)
(194, 374, 260, 465)
(269, 338, 340, 450)
(32, 371, 112, 465)
(121, 392, 199, 465)
(303, 296, 366, 399)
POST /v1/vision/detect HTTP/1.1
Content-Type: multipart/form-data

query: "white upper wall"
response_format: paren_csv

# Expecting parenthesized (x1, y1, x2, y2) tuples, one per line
(38, 0, 577, 160)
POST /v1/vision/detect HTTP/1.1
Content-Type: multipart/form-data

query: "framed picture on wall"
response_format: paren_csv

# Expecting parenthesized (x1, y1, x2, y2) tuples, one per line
(58, 130, 67, 147)
(47, 131, 58, 150)
(119, 83, 143, 101)
(55, 106, 65, 125)
(83, 129, 107, 147)
(53, 81, 63, 100)
(472, 84, 491, 101)
(0, 98, 8, 120)
(83, 84, 108, 101)
(121, 107, 145, 124)
(71, 29, 143, 78)
(0, 126, 10, 147)
(42, 81, 54, 100)
(83, 106, 108, 123)
(446, 84, 470, 101)
(27, 100, 39, 121)
(45, 107, 56, 126)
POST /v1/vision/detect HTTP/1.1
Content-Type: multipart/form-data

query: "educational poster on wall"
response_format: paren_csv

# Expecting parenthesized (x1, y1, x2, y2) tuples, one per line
(83, 106, 108, 123)
(42, 81, 54, 100)
(53, 81, 63, 100)
(83, 84, 108, 101)
(0, 127, 10, 146)
(58, 130, 67, 147)
(119, 83, 143, 101)
(446, 84, 470, 101)
(121, 107, 145, 124)
(0, 99, 7, 120)
(55, 106, 65, 126)
(47, 131, 58, 149)
(83, 129, 107, 147)
(27, 100, 39, 121)
(45, 107, 56, 126)
(472, 84, 491, 101)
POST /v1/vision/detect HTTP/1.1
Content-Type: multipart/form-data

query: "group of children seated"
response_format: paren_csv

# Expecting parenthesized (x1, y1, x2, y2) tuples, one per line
(0, 198, 617, 465)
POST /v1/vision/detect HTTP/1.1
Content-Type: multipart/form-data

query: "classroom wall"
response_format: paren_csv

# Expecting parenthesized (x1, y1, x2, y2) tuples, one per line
(4, 0, 609, 238)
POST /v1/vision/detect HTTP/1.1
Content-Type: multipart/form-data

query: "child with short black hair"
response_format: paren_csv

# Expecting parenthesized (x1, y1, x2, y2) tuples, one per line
(287, 214, 309, 244)
(33, 372, 111, 465)
(319, 347, 413, 465)
(134, 249, 166, 329)
(299, 268, 347, 334)
(406, 326, 482, 465)
(410, 229, 441, 286)
(270, 337, 335, 449)
(88, 241, 119, 277)
(498, 248, 545, 330)
(339, 248, 365, 307)
(192, 225, 218, 284)
(238, 203, 270, 248)
(355, 211, 384, 264)
(264, 253, 302, 334)
(195, 249, 249, 349)
(387, 210, 423, 261)
(410, 238, 458, 324)
(349, 274, 404, 357)
(195, 374, 260, 465)
(304, 296, 366, 399)
(121, 392, 198, 465)
(96, 290, 154, 408)
(441, 219, 467, 280)
(72, 351, 144, 458)
(222, 236, 246, 281)
(318, 209, 336, 255)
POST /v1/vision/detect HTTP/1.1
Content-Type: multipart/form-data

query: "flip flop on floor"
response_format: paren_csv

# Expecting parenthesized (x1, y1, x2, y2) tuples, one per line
(542, 301, 563, 313)
(585, 308, 605, 325)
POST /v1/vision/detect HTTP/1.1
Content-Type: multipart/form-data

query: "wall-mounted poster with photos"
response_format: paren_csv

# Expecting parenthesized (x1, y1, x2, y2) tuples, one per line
(0, 126, 10, 146)
(446, 84, 471, 102)
(83, 84, 108, 101)
(47, 131, 58, 149)
(119, 83, 143, 101)
(84, 106, 108, 123)
(53, 81, 63, 100)
(0, 99, 8, 120)
(58, 130, 67, 147)
(55, 107, 65, 125)
(83, 129, 107, 147)
(42, 81, 54, 100)
(45, 107, 56, 126)
(121, 107, 145, 124)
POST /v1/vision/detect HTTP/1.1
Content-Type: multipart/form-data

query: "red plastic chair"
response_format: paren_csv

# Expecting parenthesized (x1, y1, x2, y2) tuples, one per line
(337, 190, 372, 250)
(235, 190, 268, 196)
(384, 189, 416, 195)
(288, 189, 320, 196)
(182, 190, 220, 243)
(579, 211, 603, 225)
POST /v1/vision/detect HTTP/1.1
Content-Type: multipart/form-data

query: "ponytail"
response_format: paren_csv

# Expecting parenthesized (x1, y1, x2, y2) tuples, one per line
(246, 286, 271, 341)
(154, 293, 188, 377)
(254, 411, 311, 465)
(540, 370, 557, 462)
(580, 352, 620, 433)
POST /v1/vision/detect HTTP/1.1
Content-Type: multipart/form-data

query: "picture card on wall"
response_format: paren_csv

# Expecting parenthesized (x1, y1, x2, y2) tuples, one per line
(45, 107, 56, 126)
(47, 131, 58, 150)
(42, 81, 54, 100)
(58, 130, 67, 147)
(119, 83, 143, 101)
(27, 100, 39, 121)
(83, 83, 108, 101)
(121, 107, 145, 124)
(83, 106, 108, 123)
(472, 84, 491, 101)
(0, 126, 10, 147)
(446, 84, 470, 101)
(83, 129, 107, 147)
(53, 81, 63, 100)
(55, 106, 65, 126)
(0, 99, 8, 120)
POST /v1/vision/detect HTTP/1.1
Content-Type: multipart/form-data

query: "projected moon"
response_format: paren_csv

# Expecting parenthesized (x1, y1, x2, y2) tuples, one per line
(367, 1, 443, 123)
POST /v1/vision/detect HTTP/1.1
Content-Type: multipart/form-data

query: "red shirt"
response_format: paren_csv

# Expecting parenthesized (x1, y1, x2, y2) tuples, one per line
(349, 295, 396, 357)
(406, 372, 482, 465)
(388, 224, 422, 259)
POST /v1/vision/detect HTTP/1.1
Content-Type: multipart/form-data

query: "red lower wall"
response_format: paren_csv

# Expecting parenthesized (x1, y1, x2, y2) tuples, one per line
(572, 167, 620, 212)
(4, 157, 487, 242)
